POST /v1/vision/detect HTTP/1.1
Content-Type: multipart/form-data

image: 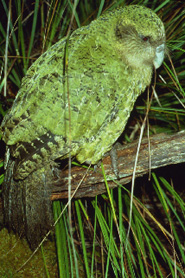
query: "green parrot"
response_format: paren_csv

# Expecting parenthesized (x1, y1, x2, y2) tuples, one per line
(1, 5, 166, 248)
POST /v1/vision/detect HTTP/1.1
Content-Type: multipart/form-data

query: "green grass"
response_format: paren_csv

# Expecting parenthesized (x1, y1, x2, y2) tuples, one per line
(0, 0, 185, 277)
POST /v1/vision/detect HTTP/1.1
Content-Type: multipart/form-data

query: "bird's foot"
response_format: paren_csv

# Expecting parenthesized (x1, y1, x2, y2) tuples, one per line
(109, 142, 122, 179)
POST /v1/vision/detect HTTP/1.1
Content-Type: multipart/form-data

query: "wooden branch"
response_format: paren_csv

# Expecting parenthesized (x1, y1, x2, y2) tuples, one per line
(0, 130, 185, 227)
(51, 130, 185, 200)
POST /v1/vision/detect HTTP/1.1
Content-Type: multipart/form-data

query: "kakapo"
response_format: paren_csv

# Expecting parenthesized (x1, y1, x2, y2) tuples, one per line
(1, 5, 166, 248)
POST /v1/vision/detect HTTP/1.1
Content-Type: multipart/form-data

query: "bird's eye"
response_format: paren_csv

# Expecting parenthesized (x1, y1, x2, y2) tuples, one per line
(141, 35, 150, 42)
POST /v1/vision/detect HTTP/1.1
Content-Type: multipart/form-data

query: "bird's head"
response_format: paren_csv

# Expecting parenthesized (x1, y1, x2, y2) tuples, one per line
(114, 5, 166, 70)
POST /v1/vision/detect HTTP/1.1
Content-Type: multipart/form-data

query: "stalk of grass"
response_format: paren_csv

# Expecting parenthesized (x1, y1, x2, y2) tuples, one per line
(53, 201, 70, 278)
(90, 196, 98, 277)
(75, 200, 90, 277)
(118, 186, 126, 277)
(91, 198, 121, 274)
(40, 245, 51, 278)
(16, 0, 26, 71)
(25, 0, 39, 69)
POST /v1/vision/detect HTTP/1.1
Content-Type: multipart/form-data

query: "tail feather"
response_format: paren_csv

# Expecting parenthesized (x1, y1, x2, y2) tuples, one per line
(3, 159, 54, 249)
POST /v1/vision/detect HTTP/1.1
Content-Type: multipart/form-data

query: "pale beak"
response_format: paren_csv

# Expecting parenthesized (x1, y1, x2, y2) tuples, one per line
(153, 43, 165, 69)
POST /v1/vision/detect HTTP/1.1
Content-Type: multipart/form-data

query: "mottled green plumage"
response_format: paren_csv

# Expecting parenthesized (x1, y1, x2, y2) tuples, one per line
(1, 5, 166, 248)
